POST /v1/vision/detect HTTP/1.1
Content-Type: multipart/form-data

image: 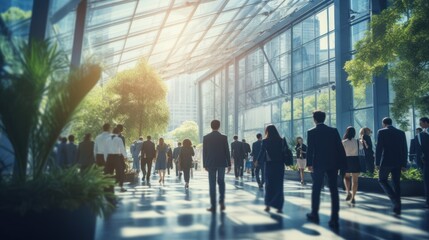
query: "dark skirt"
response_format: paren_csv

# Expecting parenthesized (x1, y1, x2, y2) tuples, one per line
(264, 161, 285, 210)
(346, 156, 360, 173)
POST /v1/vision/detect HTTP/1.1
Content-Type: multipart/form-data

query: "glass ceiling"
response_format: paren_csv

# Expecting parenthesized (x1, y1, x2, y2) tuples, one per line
(81, 0, 311, 80)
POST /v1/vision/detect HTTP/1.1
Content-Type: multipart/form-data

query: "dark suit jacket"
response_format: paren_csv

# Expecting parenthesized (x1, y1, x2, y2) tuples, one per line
(306, 124, 346, 171)
(203, 131, 231, 169)
(231, 141, 245, 159)
(418, 132, 429, 163)
(251, 140, 265, 162)
(243, 142, 251, 158)
(77, 140, 95, 166)
(410, 137, 423, 164)
(141, 140, 156, 159)
(375, 126, 407, 168)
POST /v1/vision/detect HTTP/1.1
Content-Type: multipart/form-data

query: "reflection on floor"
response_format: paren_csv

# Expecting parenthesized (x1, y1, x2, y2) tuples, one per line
(95, 170, 429, 240)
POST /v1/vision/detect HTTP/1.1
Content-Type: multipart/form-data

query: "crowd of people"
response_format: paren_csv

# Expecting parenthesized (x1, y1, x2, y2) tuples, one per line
(202, 111, 429, 229)
(54, 111, 429, 228)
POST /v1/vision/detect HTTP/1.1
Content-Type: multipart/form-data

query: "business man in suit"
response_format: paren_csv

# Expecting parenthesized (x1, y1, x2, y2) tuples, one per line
(410, 128, 423, 169)
(203, 120, 231, 212)
(231, 136, 245, 179)
(173, 142, 182, 179)
(416, 117, 429, 208)
(141, 136, 156, 183)
(251, 133, 265, 189)
(306, 111, 346, 229)
(376, 117, 408, 215)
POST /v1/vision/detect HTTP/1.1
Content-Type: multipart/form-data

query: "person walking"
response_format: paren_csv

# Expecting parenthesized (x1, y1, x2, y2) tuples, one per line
(65, 135, 77, 167)
(410, 128, 423, 169)
(306, 111, 346, 229)
(257, 125, 289, 213)
(56, 137, 67, 168)
(242, 139, 251, 175)
(77, 133, 95, 170)
(359, 127, 375, 174)
(173, 142, 182, 179)
(179, 139, 195, 189)
(203, 120, 231, 212)
(342, 127, 363, 205)
(252, 133, 265, 189)
(105, 127, 127, 193)
(231, 136, 245, 179)
(376, 117, 408, 215)
(295, 137, 307, 185)
(415, 117, 429, 208)
(133, 137, 143, 173)
(167, 145, 173, 175)
(94, 123, 111, 167)
(155, 138, 168, 185)
(141, 136, 156, 183)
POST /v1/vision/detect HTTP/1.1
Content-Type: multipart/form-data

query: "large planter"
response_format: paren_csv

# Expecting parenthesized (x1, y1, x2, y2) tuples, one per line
(353, 177, 425, 196)
(284, 170, 313, 183)
(3, 205, 96, 240)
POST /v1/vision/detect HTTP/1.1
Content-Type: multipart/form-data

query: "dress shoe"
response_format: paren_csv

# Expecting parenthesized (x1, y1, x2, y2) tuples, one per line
(306, 213, 320, 223)
(207, 207, 216, 212)
(120, 188, 127, 192)
(276, 209, 283, 214)
(350, 198, 356, 205)
(264, 206, 270, 212)
(220, 204, 226, 211)
(141, 177, 145, 182)
(329, 220, 339, 229)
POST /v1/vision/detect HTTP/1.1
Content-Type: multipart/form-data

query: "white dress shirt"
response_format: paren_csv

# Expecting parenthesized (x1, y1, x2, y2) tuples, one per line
(94, 131, 111, 158)
(105, 134, 127, 157)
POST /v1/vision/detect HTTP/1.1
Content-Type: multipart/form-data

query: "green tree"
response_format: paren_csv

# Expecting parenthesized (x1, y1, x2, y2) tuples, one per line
(71, 60, 169, 143)
(1, 7, 31, 22)
(170, 121, 199, 145)
(344, 0, 429, 127)
(107, 60, 169, 139)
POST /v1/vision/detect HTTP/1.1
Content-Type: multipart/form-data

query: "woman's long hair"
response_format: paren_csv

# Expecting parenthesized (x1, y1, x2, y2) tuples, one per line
(158, 137, 165, 146)
(296, 136, 303, 145)
(182, 139, 192, 148)
(265, 124, 282, 140)
(343, 126, 356, 140)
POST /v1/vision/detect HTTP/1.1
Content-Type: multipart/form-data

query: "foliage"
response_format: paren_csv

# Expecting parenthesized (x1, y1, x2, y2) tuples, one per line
(344, 0, 429, 127)
(170, 121, 199, 145)
(0, 38, 101, 182)
(361, 168, 423, 182)
(0, 38, 114, 217)
(1, 7, 32, 22)
(71, 60, 169, 143)
(0, 166, 115, 216)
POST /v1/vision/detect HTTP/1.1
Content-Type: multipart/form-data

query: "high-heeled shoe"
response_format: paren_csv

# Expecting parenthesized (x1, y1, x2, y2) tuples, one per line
(159, 179, 162, 184)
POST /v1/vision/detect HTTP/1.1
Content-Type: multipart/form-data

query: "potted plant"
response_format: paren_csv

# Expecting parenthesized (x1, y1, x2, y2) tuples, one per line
(0, 38, 114, 239)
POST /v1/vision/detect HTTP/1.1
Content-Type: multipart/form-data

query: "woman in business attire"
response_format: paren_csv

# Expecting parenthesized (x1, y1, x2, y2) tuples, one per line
(77, 133, 95, 170)
(295, 137, 307, 185)
(342, 127, 363, 204)
(257, 124, 286, 213)
(178, 139, 195, 189)
(360, 127, 374, 174)
(155, 138, 168, 185)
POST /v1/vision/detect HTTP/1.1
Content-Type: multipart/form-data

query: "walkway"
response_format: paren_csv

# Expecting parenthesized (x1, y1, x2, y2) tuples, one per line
(95, 170, 429, 240)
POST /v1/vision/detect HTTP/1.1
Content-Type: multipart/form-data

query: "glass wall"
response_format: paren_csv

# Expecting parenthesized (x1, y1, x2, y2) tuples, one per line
(199, 3, 336, 142)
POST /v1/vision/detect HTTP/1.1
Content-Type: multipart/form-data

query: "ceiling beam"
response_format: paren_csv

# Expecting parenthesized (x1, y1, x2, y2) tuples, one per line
(164, 1, 200, 65)
(115, 0, 139, 72)
(147, 0, 176, 62)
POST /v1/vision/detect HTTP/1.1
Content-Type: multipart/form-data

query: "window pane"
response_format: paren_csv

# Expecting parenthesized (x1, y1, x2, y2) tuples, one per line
(351, 20, 368, 50)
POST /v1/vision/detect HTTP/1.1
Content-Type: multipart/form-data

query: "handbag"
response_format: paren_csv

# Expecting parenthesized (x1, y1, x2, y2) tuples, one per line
(282, 138, 293, 166)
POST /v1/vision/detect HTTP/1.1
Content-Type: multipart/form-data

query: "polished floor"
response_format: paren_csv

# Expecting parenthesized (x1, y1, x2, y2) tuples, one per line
(95, 169, 429, 240)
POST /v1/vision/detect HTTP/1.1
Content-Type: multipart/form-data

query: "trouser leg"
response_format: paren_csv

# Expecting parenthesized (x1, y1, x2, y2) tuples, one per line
(208, 168, 217, 207)
(218, 167, 226, 205)
(311, 170, 324, 215)
(378, 167, 398, 206)
(326, 169, 339, 221)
